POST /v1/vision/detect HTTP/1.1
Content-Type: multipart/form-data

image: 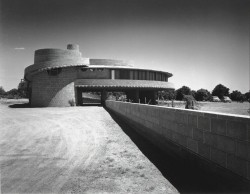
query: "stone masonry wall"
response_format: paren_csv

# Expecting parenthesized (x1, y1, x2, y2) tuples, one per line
(31, 67, 77, 107)
(106, 100, 250, 181)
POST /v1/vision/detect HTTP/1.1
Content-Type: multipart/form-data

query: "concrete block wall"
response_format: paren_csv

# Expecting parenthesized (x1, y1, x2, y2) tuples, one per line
(31, 67, 77, 107)
(105, 100, 250, 181)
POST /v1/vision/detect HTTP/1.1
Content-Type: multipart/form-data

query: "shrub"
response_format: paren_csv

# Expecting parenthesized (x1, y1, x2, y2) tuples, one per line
(175, 86, 191, 100)
(68, 99, 75, 106)
(183, 95, 199, 110)
(195, 89, 212, 101)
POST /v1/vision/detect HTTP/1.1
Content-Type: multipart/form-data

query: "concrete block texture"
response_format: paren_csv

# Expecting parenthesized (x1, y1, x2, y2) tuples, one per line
(187, 138, 198, 153)
(204, 132, 235, 154)
(248, 162, 250, 180)
(31, 68, 77, 107)
(227, 120, 248, 141)
(211, 148, 227, 168)
(198, 142, 210, 159)
(193, 128, 203, 142)
(174, 123, 193, 138)
(211, 118, 227, 135)
(227, 154, 248, 178)
(105, 101, 250, 181)
(236, 141, 250, 161)
(248, 129, 250, 142)
(188, 114, 198, 128)
(174, 111, 188, 125)
(171, 131, 187, 147)
(198, 116, 211, 131)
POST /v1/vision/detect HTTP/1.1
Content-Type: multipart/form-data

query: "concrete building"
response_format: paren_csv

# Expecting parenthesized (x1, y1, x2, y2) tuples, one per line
(24, 44, 174, 107)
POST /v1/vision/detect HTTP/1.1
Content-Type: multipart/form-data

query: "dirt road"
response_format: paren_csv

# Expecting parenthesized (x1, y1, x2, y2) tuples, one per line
(0, 100, 178, 193)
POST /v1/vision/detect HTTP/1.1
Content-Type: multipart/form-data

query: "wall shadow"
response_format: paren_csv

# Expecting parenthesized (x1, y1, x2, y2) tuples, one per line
(105, 108, 250, 194)
(81, 103, 102, 106)
(9, 103, 31, 108)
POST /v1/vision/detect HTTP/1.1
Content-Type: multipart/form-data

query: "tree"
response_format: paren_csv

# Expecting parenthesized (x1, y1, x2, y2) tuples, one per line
(18, 80, 28, 98)
(6, 88, 21, 99)
(230, 90, 244, 102)
(191, 90, 197, 98)
(195, 89, 212, 101)
(175, 86, 191, 100)
(244, 92, 250, 102)
(159, 89, 175, 100)
(212, 84, 229, 99)
(0, 86, 6, 97)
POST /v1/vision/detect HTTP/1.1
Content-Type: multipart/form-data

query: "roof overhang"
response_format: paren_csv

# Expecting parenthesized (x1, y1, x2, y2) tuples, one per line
(75, 79, 175, 90)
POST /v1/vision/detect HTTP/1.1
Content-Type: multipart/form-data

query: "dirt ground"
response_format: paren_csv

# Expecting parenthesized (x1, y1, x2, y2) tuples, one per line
(159, 101, 250, 116)
(0, 99, 178, 194)
(199, 101, 250, 116)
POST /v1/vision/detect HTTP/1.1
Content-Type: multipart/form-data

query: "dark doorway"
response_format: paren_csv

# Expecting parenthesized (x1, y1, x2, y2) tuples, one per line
(76, 88, 127, 106)
(76, 88, 101, 106)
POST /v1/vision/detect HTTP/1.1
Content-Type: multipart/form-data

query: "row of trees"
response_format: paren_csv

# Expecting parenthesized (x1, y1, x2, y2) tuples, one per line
(159, 84, 250, 102)
(0, 80, 28, 99)
(1, 81, 249, 103)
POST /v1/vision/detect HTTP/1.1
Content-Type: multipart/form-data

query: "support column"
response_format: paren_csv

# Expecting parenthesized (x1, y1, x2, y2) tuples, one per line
(76, 88, 82, 106)
(101, 90, 108, 106)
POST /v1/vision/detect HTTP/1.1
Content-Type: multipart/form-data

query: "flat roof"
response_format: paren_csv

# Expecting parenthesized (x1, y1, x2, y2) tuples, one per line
(75, 79, 174, 90)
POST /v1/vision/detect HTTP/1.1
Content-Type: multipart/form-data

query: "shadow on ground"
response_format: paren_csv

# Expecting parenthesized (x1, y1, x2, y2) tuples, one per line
(106, 109, 250, 194)
(9, 103, 31, 108)
(81, 103, 102, 106)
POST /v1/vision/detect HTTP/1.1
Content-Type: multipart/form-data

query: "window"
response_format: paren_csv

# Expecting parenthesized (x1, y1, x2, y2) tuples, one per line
(120, 70, 130, 79)
(47, 68, 62, 76)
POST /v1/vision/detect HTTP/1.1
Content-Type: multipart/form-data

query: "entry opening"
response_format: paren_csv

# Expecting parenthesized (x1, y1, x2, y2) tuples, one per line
(76, 87, 127, 106)
(82, 92, 101, 105)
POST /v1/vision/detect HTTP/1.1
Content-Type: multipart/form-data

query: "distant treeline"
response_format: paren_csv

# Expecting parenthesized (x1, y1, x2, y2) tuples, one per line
(0, 80, 28, 99)
(159, 84, 250, 102)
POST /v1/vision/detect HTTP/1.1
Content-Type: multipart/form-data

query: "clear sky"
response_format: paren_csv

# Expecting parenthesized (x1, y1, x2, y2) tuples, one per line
(0, 0, 249, 93)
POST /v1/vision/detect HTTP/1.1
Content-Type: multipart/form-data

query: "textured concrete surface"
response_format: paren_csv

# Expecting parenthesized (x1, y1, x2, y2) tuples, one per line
(106, 100, 250, 181)
(0, 99, 178, 193)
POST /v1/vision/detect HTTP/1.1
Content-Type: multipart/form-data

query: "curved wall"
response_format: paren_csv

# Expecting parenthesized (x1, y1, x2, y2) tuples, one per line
(26, 44, 174, 107)
(34, 49, 83, 64)
(90, 59, 134, 66)
(30, 66, 174, 107)
(31, 68, 77, 107)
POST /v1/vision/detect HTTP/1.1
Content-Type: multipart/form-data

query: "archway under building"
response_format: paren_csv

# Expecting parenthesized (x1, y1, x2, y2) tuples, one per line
(75, 87, 159, 106)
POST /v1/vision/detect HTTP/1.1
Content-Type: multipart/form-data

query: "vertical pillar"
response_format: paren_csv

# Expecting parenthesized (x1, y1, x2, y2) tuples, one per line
(76, 88, 82, 106)
(101, 90, 108, 106)
(151, 90, 157, 105)
(111, 70, 115, 79)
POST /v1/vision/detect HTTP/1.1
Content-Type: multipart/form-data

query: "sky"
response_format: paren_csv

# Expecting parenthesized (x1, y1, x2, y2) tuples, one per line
(0, 0, 249, 93)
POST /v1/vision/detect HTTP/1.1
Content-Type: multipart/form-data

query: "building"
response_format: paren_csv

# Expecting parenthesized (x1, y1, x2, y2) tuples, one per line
(24, 44, 174, 107)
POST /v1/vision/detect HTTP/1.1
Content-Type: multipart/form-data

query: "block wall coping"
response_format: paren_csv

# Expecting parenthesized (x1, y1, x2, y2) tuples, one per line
(106, 100, 250, 120)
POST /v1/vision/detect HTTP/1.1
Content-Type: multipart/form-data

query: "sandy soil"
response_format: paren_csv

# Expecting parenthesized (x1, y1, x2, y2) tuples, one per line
(0, 99, 178, 193)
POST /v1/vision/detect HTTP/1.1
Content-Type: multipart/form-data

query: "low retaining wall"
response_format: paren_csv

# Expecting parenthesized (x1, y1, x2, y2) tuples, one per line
(106, 100, 250, 181)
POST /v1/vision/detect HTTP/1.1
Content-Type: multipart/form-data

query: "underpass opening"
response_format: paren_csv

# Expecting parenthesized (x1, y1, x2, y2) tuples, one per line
(76, 87, 128, 106)
(76, 86, 160, 106)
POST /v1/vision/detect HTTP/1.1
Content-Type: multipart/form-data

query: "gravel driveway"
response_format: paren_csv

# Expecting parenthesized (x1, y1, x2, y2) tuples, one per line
(0, 100, 178, 193)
